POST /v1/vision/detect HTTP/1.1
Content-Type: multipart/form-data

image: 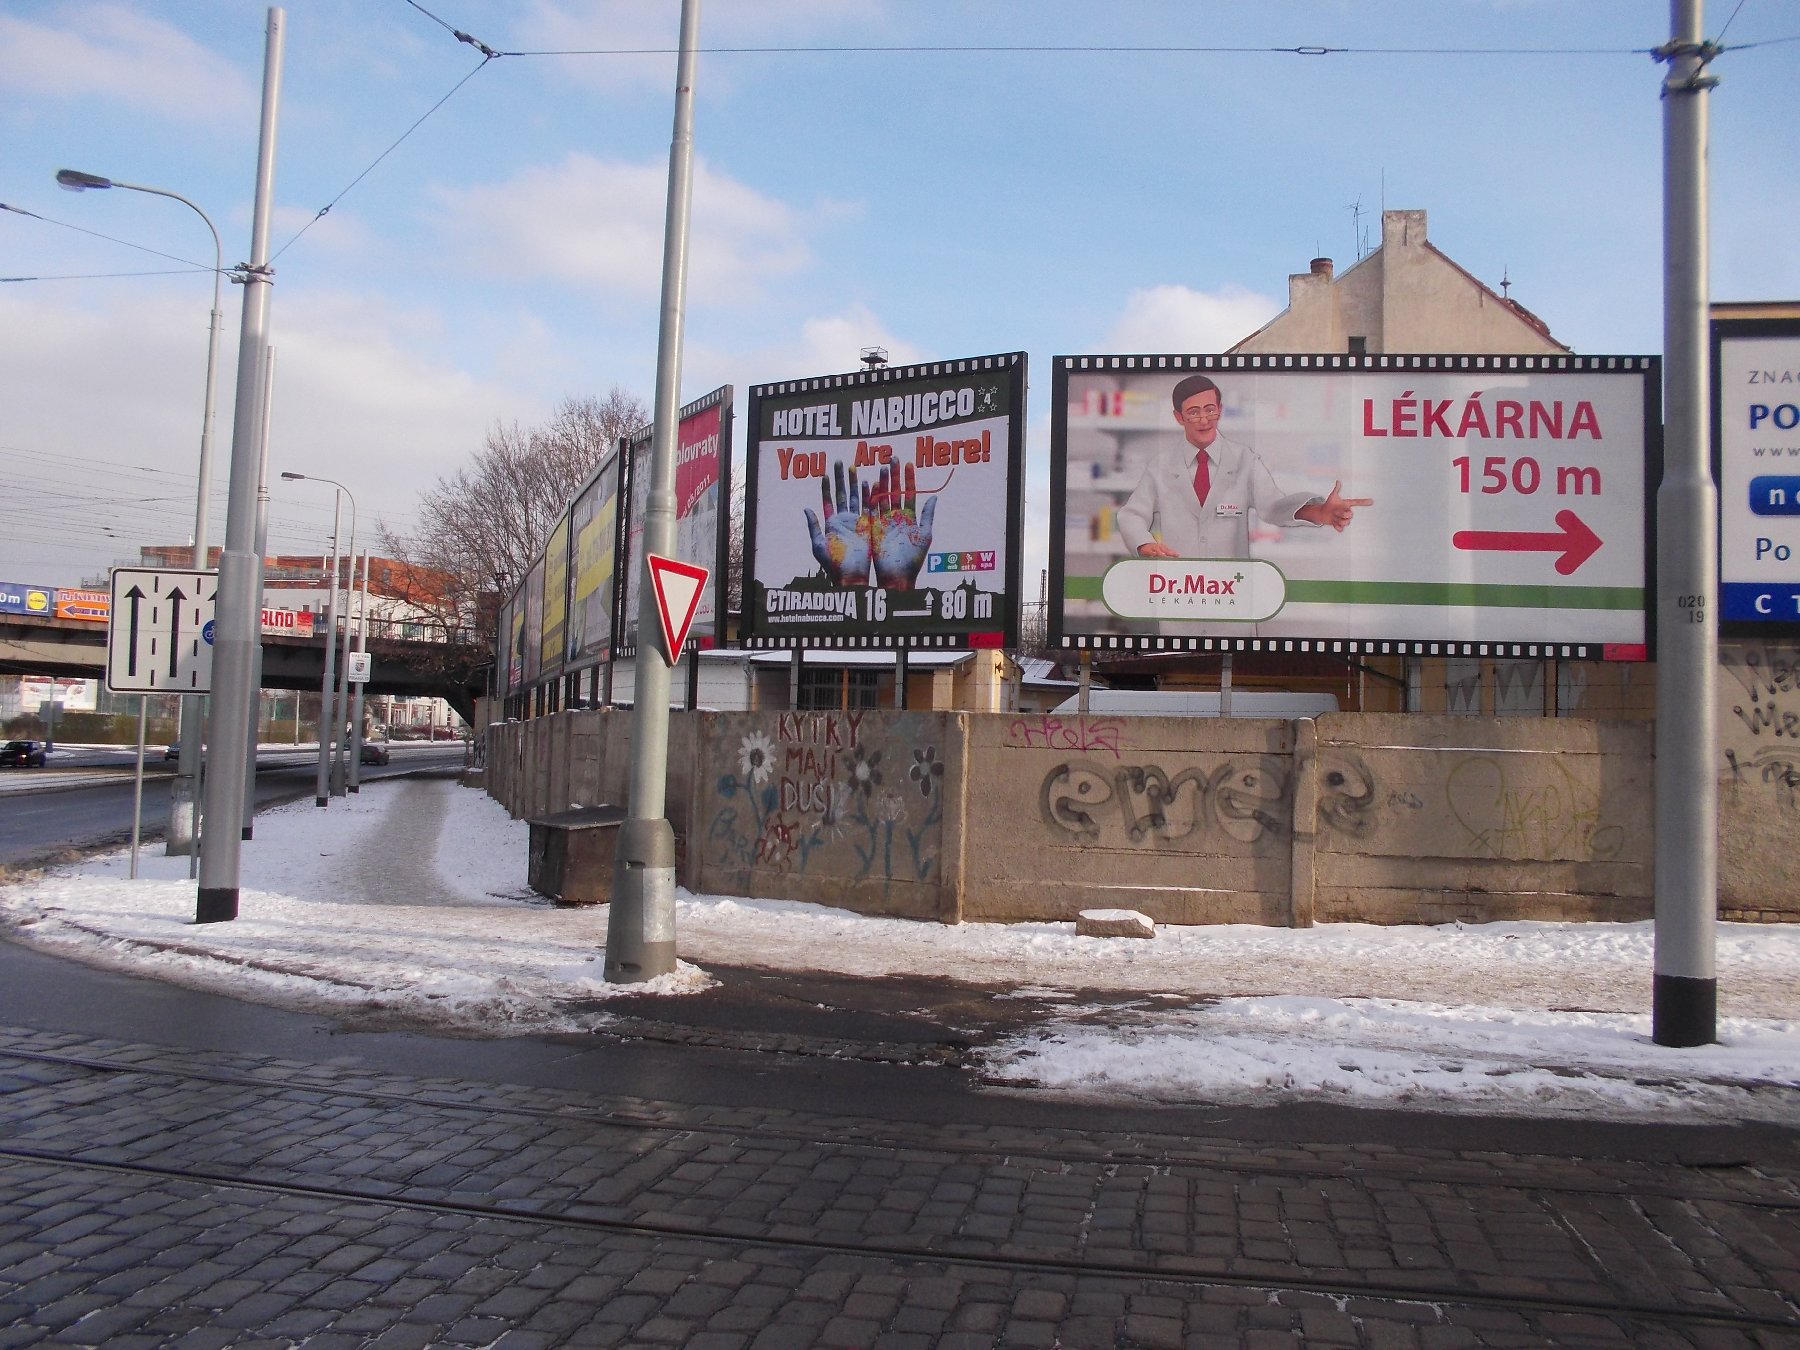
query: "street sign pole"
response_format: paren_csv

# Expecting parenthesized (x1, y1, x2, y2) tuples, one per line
(1653, 0, 1719, 1046)
(607, 0, 700, 984)
(197, 6, 284, 925)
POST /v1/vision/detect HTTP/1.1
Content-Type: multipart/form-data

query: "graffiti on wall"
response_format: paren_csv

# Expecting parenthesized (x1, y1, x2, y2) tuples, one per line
(1317, 748, 1624, 861)
(1722, 644, 1800, 810)
(1037, 757, 1289, 848)
(1005, 714, 1129, 760)
(703, 712, 944, 885)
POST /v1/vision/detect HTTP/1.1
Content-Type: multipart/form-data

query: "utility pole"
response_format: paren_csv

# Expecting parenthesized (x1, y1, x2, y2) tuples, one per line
(1653, 0, 1720, 1046)
(196, 6, 284, 924)
(606, 0, 700, 983)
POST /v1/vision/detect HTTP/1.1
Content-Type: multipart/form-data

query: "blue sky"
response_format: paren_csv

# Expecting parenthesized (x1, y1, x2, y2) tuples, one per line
(3, 0, 1797, 591)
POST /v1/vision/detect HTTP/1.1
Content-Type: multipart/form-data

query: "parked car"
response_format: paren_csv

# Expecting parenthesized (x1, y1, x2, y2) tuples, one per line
(359, 741, 391, 766)
(0, 740, 48, 768)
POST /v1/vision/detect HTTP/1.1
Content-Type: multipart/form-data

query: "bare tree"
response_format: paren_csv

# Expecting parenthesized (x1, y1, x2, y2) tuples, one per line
(379, 389, 647, 642)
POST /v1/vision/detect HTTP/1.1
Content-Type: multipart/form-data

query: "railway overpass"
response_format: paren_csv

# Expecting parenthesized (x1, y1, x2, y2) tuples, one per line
(0, 613, 489, 723)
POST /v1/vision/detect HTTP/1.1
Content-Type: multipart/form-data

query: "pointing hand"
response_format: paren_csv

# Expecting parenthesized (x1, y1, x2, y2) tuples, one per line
(1298, 480, 1373, 532)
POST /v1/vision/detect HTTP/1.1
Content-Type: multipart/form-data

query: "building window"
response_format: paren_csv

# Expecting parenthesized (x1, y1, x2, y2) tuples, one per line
(797, 667, 881, 710)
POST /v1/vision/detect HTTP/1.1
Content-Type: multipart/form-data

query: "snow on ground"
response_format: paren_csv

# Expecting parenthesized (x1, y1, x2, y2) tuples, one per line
(2, 776, 1798, 1123)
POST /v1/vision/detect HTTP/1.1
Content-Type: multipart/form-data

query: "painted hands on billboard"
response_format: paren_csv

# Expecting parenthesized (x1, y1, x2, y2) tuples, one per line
(746, 354, 1024, 645)
(1053, 355, 1654, 649)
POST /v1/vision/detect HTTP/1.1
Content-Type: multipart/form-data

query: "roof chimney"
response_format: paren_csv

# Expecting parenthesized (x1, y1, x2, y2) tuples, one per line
(1309, 257, 1334, 279)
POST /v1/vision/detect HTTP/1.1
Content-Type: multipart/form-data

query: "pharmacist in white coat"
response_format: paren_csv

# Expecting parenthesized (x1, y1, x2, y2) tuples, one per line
(1116, 374, 1370, 559)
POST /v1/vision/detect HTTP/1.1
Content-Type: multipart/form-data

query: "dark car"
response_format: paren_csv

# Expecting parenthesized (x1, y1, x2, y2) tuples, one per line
(360, 741, 391, 766)
(0, 740, 48, 768)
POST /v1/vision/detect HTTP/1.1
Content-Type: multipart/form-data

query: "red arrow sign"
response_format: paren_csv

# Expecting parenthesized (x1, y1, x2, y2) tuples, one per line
(1452, 509, 1602, 576)
(647, 553, 710, 661)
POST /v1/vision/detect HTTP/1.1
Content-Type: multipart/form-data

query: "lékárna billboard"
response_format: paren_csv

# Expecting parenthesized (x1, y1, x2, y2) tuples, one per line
(617, 386, 733, 656)
(742, 353, 1025, 648)
(1050, 353, 1657, 657)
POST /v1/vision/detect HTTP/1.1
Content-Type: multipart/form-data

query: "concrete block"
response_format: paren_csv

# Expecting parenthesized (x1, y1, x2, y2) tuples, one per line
(1076, 909, 1155, 939)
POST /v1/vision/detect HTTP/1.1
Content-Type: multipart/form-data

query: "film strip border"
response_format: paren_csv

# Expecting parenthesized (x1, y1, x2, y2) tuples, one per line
(1058, 635, 1648, 661)
(1058, 352, 1658, 374)
(741, 632, 1003, 650)
(751, 349, 1023, 398)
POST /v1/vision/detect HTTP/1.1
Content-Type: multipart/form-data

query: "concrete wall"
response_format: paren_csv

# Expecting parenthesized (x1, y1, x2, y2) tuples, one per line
(1719, 641, 1800, 922)
(687, 710, 963, 921)
(486, 699, 1792, 927)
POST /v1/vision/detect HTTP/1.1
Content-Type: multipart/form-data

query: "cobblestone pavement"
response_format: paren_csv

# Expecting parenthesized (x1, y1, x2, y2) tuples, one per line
(2, 1025, 1798, 1348)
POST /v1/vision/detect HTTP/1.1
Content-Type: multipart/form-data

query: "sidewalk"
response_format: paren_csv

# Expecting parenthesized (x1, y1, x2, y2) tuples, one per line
(1, 772, 1797, 1123)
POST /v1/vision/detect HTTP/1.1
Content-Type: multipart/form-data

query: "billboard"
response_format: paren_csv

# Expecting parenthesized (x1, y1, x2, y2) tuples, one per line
(742, 353, 1025, 648)
(539, 514, 569, 682)
(566, 451, 623, 670)
(499, 590, 523, 695)
(0, 583, 53, 617)
(54, 588, 110, 622)
(520, 558, 544, 686)
(619, 386, 733, 656)
(1051, 353, 1657, 656)
(1715, 316, 1800, 635)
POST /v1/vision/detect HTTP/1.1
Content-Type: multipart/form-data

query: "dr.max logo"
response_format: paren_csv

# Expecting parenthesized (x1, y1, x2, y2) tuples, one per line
(1149, 570, 1242, 595)
(1100, 558, 1287, 623)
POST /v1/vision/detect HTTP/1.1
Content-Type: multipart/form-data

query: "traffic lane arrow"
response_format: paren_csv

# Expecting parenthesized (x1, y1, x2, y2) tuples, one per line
(1452, 510, 1602, 576)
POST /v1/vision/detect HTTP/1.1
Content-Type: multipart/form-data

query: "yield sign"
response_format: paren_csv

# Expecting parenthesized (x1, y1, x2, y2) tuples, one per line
(647, 553, 709, 661)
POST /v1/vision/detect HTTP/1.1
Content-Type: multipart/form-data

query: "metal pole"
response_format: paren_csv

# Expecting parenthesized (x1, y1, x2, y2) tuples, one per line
(129, 695, 147, 879)
(196, 5, 284, 925)
(316, 523, 341, 805)
(607, 0, 701, 984)
(348, 549, 369, 791)
(1653, 0, 1719, 1046)
(244, 345, 275, 840)
(1220, 651, 1234, 717)
(332, 518, 357, 797)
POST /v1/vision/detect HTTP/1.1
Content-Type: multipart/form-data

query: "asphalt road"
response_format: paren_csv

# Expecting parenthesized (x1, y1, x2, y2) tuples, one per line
(0, 745, 466, 868)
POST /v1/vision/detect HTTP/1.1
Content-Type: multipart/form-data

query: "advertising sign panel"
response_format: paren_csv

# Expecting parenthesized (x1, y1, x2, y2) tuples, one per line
(619, 386, 732, 656)
(520, 558, 544, 686)
(499, 591, 523, 695)
(0, 583, 53, 617)
(1715, 317, 1800, 635)
(1051, 353, 1656, 656)
(21, 676, 97, 712)
(54, 589, 110, 622)
(742, 353, 1025, 647)
(566, 452, 623, 670)
(539, 514, 569, 682)
(261, 607, 316, 637)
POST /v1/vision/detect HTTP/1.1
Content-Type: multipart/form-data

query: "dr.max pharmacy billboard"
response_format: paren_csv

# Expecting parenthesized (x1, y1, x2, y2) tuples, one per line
(1051, 353, 1658, 656)
(742, 353, 1026, 648)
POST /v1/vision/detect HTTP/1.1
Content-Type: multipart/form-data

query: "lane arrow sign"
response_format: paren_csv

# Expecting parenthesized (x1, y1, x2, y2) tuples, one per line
(1452, 509, 1603, 576)
(166, 586, 187, 678)
(647, 553, 710, 662)
(124, 586, 145, 678)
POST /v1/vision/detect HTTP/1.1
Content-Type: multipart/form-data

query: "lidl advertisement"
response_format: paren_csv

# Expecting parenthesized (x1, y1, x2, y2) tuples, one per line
(1051, 354, 1656, 653)
(619, 387, 731, 655)
(742, 353, 1025, 646)
(566, 453, 622, 669)
(539, 514, 569, 682)
(1716, 319, 1800, 634)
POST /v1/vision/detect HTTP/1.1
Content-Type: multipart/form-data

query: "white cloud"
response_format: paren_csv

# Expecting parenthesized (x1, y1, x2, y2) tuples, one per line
(0, 285, 541, 575)
(1103, 283, 1282, 354)
(0, 2, 254, 125)
(431, 153, 812, 305)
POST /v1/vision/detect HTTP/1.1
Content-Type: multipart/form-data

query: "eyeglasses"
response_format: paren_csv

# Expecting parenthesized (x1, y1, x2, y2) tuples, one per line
(1179, 404, 1222, 421)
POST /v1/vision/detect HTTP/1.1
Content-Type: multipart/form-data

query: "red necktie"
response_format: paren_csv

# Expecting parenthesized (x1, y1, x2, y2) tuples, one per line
(1193, 451, 1211, 506)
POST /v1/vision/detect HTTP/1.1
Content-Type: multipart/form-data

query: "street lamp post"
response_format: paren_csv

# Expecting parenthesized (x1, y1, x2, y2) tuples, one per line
(281, 472, 355, 802)
(57, 167, 225, 860)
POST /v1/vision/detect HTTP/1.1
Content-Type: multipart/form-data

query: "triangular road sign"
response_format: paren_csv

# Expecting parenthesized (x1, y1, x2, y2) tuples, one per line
(647, 553, 709, 662)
